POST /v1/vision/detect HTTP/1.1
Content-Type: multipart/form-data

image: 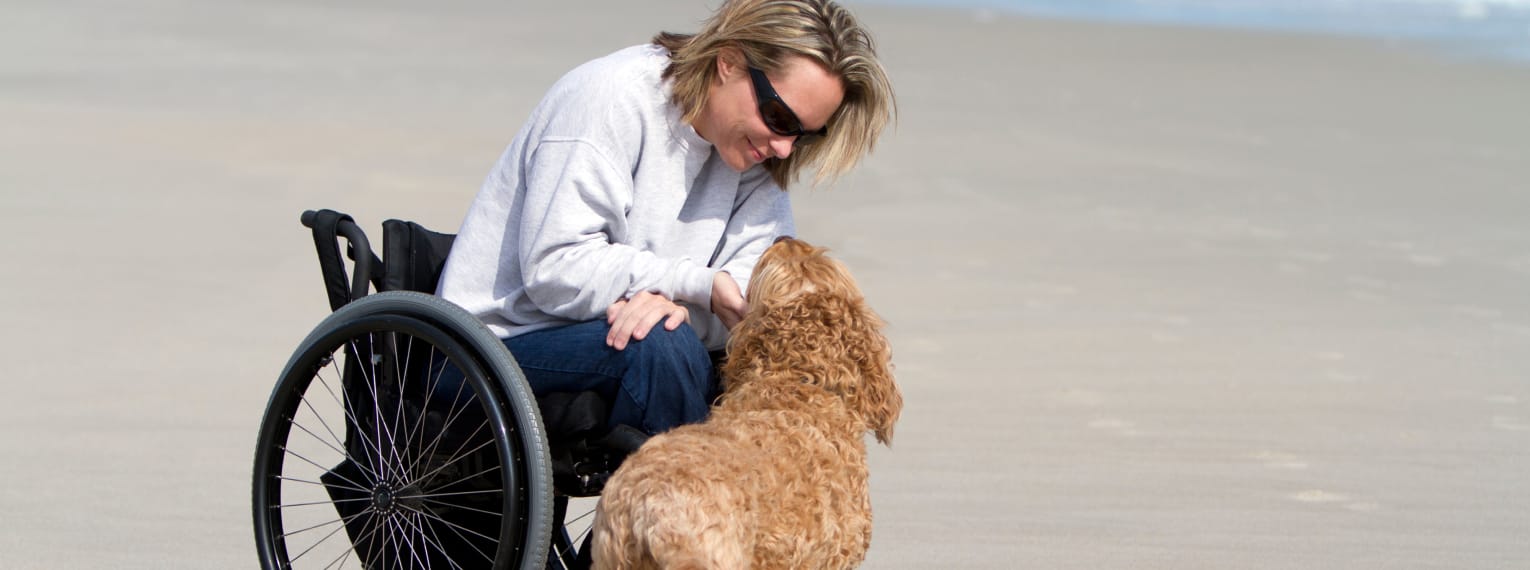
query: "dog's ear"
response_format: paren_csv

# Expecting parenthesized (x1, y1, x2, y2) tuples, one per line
(811, 254, 902, 445)
(849, 301, 902, 446)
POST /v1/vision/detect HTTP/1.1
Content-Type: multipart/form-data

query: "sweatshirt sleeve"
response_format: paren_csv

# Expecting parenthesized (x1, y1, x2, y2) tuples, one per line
(715, 172, 796, 297)
(516, 138, 717, 321)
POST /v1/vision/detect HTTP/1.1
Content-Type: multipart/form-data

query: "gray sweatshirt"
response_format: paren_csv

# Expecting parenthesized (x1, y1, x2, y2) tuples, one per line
(438, 44, 794, 350)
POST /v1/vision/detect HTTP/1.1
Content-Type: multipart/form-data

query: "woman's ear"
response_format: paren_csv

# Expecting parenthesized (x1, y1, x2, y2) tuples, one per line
(715, 45, 745, 82)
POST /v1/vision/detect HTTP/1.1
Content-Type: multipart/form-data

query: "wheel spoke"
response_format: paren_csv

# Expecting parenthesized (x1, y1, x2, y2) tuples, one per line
(407, 510, 469, 570)
(382, 512, 423, 570)
(306, 363, 388, 482)
(555, 524, 594, 568)
(279, 517, 343, 539)
(352, 335, 402, 485)
(554, 506, 597, 565)
(419, 496, 503, 518)
(378, 512, 396, 570)
(279, 508, 371, 539)
(289, 506, 373, 564)
(402, 487, 504, 500)
(280, 446, 372, 494)
(275, 475, 370, 495)
(400, 345, 448, 484)
(565, 505, 596, 527)
(410, 376, 484, 483)
(313, 362, 388, 485)
(382, 332, 415, 488)
(321, 543, 353, 570)
(406, 510, 437, 568)
(414, 462, 501, 497)
(411, 504, 498, 562)
(291, 394, 348, 459)
(285, 412, 376, 486)
(365, 333, 407, 485)
(279, 496, 372, 509)
(356, 511, 389, 570)
(390, 334, 416, 485)
(413, 429, 493, 491)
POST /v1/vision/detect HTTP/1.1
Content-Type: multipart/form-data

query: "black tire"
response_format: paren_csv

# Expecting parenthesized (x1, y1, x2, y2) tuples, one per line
(254, 291, 554, 569)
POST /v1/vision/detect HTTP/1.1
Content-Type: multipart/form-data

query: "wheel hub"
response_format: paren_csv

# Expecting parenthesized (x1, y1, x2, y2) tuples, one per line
(371, 484, 397, 514)
(371, 482, 425, 514)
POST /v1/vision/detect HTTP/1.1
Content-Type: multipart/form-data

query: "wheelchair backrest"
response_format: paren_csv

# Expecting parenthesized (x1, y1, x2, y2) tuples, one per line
(381, 219, 457, 295)
(304, 209, 457, 311)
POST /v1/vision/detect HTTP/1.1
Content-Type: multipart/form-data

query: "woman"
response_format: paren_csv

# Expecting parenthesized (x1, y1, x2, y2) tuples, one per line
(438, 0, 895, 436)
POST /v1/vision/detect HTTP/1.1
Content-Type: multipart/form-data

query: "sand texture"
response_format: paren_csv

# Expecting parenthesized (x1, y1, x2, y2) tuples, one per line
(2, 0, 1527, 567)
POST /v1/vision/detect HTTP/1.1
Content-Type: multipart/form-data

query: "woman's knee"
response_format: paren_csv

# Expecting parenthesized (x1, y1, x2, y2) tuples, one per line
(623, 323, 713, 383)
(612, 322, 718, 431)
(632, 321, 706, 352)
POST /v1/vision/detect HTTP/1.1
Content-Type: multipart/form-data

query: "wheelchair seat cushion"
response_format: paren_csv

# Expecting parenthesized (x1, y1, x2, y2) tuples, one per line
(536, 391, 608, 443)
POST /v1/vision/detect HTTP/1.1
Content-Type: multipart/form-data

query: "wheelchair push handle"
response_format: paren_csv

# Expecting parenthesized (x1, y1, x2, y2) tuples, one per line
(302, 209, 382, 311)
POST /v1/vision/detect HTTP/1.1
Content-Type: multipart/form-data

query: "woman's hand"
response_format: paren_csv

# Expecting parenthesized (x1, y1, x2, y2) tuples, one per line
(605, 291, 689, 350)
(711, 271, 746, 331)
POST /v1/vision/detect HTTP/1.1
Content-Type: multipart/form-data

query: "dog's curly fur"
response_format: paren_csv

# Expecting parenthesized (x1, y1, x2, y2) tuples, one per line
(591, 237, 902, 570)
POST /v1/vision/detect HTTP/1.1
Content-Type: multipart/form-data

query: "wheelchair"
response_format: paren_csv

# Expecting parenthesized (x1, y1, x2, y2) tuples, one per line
(252, 209, 642, 569)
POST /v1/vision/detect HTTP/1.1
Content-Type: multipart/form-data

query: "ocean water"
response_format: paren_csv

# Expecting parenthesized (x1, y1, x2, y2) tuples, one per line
(852, 0, 1530, 62)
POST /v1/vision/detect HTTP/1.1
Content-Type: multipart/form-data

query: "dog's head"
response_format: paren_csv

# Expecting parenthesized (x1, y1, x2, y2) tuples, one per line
(723, 237, 903, 445)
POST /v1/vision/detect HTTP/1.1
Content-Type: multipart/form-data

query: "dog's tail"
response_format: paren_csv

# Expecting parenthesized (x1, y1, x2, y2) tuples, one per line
(591, 485, 748, 570)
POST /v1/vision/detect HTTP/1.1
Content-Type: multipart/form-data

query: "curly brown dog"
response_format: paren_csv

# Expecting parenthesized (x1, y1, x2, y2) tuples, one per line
(590, 237, 902, 570)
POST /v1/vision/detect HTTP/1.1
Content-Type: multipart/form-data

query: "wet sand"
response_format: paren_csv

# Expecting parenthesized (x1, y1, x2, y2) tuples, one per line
(1, 0, 1527, 567)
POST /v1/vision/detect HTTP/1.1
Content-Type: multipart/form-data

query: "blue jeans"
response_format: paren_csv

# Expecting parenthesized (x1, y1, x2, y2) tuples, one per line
(501, 320, 718, 435)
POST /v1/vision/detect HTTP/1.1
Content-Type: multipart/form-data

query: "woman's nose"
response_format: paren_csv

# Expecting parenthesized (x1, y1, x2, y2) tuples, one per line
(768, 136, 795, 159)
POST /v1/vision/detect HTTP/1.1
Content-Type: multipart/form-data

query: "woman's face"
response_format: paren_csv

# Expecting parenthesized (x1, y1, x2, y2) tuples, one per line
(694, 52, 845, 173)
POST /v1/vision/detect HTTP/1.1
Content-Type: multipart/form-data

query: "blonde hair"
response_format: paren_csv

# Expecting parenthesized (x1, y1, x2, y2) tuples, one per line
(654, 0, 895, 188)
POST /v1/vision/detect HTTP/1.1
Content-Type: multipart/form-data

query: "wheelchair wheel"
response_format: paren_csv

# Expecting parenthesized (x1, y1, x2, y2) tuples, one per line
(253, 291, 554, 569)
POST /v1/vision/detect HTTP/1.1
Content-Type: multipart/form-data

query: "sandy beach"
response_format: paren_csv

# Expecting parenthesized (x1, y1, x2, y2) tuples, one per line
(2, 0, 1528, 567)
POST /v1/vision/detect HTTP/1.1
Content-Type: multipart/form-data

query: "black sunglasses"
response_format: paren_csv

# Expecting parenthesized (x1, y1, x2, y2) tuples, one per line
(747, 66, 828, 143)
